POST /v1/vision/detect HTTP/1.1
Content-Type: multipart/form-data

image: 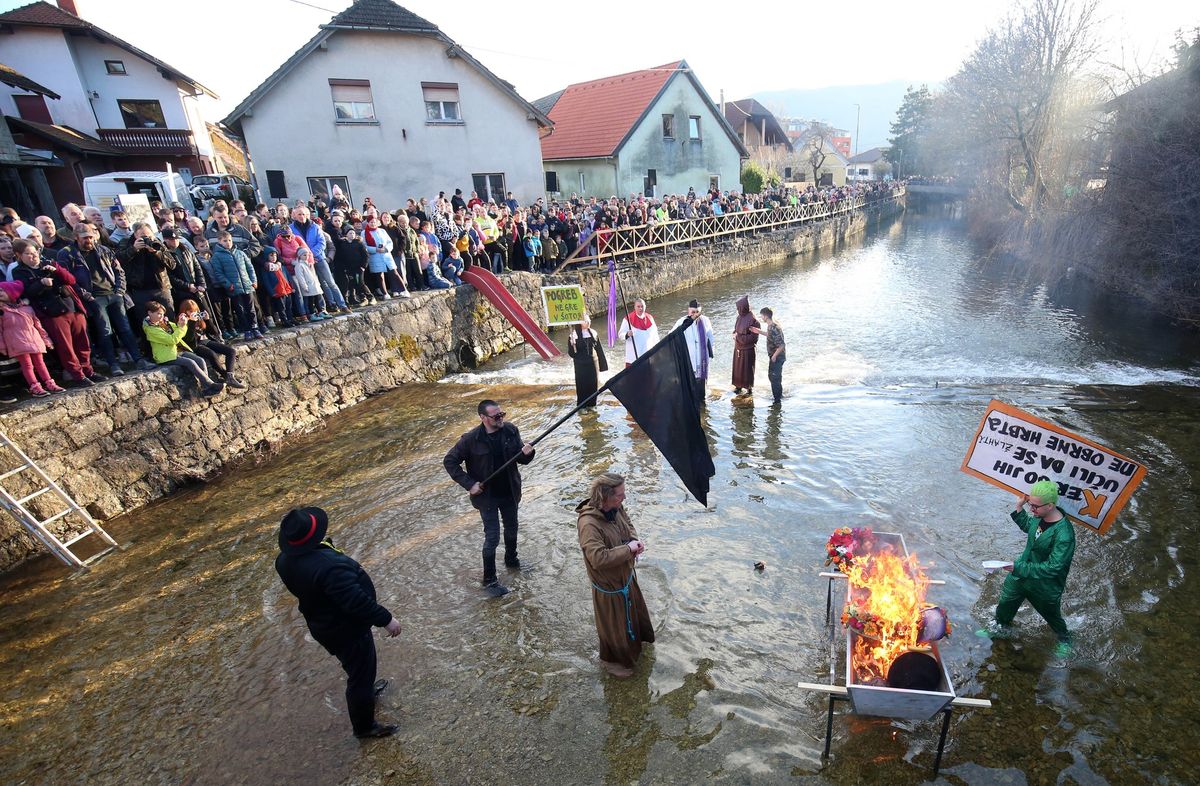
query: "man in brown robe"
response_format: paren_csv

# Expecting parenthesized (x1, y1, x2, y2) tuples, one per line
(576, 472, 655, 678)
(732, 295, 760, 394)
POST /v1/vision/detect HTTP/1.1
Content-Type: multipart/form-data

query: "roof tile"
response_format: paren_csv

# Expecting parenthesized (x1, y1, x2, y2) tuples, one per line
(327, 0, 438, 31)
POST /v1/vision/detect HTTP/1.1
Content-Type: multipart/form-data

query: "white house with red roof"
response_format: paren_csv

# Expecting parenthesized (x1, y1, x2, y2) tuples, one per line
(536, 61, 748, 199)
(222, 0, 550, 209)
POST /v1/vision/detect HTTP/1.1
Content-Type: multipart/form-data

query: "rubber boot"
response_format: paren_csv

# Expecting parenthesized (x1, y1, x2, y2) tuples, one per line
(504, 538, 520, 569)
(482, 553, 508, 596)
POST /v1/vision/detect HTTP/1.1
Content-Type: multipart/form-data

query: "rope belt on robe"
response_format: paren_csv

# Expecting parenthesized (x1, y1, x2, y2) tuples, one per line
(592, 568, 637, 641)
(696, 320, 708, 381)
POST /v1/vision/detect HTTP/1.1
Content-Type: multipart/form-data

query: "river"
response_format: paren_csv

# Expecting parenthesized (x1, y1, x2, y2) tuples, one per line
(1, 210, 1197, 785)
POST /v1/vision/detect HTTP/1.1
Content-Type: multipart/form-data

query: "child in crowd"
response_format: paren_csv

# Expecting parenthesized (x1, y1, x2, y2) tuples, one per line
(334, 228, 369, 306)
(0, 280, 64, 397)
(262, 248, 296, 326)
(177, 299, 245, 390)
(423, 235, 452, 289)
(291, 247, 328, 320)
(441, 246, 465, 285)
(523, 230, 542, 272)
(142, 301, 223, 397)
(210, 230, 261, 341)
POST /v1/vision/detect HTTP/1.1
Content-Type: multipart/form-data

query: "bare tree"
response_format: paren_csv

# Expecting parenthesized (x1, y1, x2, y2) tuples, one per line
(803, 122, 836, 185)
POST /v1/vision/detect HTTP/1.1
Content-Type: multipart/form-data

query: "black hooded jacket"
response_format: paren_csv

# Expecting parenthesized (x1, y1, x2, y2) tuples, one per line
(274, 544, 392, 653)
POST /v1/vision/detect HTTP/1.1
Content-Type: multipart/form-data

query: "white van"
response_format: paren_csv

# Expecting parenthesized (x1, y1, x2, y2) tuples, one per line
(82, 171, 190, 227)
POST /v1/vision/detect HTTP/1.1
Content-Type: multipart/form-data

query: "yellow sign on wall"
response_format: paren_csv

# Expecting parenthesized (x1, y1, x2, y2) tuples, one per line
(541, 285, 587, 326)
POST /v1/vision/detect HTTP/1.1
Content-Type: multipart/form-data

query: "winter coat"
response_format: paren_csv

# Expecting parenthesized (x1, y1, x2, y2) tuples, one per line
(290, 220, 326, 262)
(118, 240, 176, 293)
(11, 261, 85, 318)
(442, 422, 535, 510)
(362, 227, 394, 273)
(143, 318, 191, 364)
(290, 254, 322, 297)
(332, 237, 368, 273)
(273, 234, 308, 272)
(203, 221, 262, 259)
(56, 242, 126, 298)
(274, 543, 392, 654)
(0, 303, 51, 357)
(209, 245, 257, 295)
(166, 244, 208, 295)
(575, 500, 655, 668)
(265, 261, 294, 299)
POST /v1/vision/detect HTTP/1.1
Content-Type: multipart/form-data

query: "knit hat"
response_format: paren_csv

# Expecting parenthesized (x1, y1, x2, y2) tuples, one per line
(278, 507, 328, 554)
(1030, 480, 1059, 505)
(0, 280, 24, 301)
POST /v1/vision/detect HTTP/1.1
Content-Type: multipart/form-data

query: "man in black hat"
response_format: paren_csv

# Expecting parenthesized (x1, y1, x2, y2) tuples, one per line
(274, 507, 403, 739)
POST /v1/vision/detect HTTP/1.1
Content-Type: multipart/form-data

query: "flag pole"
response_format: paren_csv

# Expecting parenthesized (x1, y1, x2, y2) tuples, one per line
(613, 257, 640, 361)
(479, 317, 693, 487)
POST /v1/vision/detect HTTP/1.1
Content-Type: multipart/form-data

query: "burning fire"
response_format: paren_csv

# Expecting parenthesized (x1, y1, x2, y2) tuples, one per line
(841, 544, 931, 684)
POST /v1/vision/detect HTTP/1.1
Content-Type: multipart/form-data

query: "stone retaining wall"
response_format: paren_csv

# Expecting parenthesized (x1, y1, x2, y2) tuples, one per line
(0, 198, 901, 571)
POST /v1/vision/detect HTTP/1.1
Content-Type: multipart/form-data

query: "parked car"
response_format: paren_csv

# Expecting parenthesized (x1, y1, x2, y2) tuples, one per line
(188, 174, 257, 212)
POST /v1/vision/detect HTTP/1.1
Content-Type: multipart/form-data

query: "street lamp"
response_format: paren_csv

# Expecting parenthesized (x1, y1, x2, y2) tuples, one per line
(853, 103, 861, 158)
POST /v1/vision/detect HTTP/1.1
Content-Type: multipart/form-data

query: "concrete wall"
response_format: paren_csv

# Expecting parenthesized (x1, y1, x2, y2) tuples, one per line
(0, 28, 93, 130)
(542, 158, 617, 200)
(0, 198, 902, 571)
(616, 72, 743, 197)
(239, 30, 545, 208)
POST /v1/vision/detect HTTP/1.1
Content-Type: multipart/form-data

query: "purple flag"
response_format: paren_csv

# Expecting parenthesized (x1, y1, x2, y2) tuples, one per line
(606, 258, 618, 348)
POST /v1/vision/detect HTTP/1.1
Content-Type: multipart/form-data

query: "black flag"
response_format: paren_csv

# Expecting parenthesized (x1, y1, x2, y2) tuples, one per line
(604, 317, 716, 505)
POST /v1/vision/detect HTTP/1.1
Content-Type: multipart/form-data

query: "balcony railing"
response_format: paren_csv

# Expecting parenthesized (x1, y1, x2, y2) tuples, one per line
(96, 127, 195, 156)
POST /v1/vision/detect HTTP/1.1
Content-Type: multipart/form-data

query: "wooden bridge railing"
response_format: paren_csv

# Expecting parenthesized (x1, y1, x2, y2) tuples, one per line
(552, 187, 905, 272)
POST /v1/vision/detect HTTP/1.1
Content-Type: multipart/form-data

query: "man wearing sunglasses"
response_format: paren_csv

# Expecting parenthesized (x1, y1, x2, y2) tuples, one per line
(444, 399, 536, 596)
(978, 479, 1076, 657)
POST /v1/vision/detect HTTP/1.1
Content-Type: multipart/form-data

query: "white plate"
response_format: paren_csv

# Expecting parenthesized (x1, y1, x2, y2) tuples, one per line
(982, 560, 1014, 573)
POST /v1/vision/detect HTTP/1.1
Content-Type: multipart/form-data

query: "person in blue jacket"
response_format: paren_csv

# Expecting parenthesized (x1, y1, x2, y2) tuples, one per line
(209, 230, 259, 340)
(275, 507, 403, 739)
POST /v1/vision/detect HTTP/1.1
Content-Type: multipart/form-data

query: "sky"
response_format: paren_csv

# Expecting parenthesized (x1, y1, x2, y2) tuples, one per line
(3, 0, 1195, 132)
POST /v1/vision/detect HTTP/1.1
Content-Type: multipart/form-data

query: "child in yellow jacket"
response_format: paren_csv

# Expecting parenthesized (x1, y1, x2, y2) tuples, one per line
(142, 301, 223, 397)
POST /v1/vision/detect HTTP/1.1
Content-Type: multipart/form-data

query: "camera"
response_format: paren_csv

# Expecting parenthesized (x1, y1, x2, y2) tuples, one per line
(147, 238, 164, 250)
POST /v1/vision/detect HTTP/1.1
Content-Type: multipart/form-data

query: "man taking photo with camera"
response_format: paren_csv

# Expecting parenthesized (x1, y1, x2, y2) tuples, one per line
(118, 222, 177, 328)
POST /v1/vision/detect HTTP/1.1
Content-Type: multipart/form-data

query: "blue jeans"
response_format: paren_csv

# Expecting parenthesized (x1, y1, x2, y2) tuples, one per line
(314, 256, 347, 309)
(283, 266, 307, 316)
(441, 259, 463, 285)
(425, 267, 452, 289)
(479, 497, 519, 573)
(768, 356, 785, 402)
(88, 292, 143, 365)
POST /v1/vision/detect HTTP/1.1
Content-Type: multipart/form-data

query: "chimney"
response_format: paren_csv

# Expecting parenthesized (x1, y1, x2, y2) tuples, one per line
(719, 89, 725, 118)
(57, 0, 80, 16)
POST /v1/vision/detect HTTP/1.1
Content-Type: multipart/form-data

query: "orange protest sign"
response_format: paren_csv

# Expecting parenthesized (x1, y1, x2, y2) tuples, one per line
(960, 400, 1147, 535)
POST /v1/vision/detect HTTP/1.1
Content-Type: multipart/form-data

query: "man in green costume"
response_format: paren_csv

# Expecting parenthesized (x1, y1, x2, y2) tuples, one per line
(978, 480, 1076, 657)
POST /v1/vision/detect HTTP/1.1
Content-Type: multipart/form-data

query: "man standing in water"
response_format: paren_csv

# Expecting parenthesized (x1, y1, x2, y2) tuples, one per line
(978, 480, 1076, 657)
(751, 307, 786, 404)
(617, 298, 659, 367)
(672, 299, 715, 406)
(443, 400, 536, 596)
(576, 472, 654, 678)
(274, 507, 403, 739)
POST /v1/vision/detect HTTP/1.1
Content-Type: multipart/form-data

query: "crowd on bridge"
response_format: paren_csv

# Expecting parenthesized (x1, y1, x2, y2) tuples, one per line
(0, 178, 902, 403)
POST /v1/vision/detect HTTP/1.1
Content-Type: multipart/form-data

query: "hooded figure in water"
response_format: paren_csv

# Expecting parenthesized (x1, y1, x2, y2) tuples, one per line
(732, 295, 760, 393)
(576, 473, 654, 678)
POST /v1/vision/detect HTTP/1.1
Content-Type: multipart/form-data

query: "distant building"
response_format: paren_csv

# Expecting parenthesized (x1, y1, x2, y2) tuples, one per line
(723, 98, 797, 180)
(830, 136, 852, 158)
(206, 123, 250, 182)
(846, 147, 889, 181)
(537, 60, 748, 198)
(0, 0, 220, 208)
(222, 0, 550, 208)
(792, 131, 849, 187)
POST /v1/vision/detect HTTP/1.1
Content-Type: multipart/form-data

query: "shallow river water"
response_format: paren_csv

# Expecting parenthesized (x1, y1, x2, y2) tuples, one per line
(2, 211, 1199, 785)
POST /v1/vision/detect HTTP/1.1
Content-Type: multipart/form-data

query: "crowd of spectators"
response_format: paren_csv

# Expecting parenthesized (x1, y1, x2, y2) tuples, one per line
(0, 178, 903, 403)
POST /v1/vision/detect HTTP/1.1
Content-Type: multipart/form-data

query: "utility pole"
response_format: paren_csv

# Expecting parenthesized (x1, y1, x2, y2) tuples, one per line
(853, 103, 861, 157)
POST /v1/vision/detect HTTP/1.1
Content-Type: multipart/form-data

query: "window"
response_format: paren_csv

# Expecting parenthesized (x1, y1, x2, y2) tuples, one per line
(266, 170, 288, 199)
(307, 176, 351, 205)
(689, 116, 701, 140)
(105, 60, 127, 75)
(118, 99, 166, 129)
(329, 79, 375, 122)
(784, 167, 793, 180)
(858, 168, 870, 176)
(579, 172, 586, 193)
(423, 82, 461, 123)
(13, 94, 51, 124)
(472, 173, 506, 205)
(709, 175, 720, 192)
(662, 114, 675, 139)
(544, 171, 559, 193)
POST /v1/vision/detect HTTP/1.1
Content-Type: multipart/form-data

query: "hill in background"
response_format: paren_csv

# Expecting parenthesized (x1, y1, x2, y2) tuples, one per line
(751, 80, 926, 152)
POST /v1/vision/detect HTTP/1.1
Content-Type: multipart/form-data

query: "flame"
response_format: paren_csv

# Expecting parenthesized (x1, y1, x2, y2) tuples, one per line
(842, 544, 930, 684)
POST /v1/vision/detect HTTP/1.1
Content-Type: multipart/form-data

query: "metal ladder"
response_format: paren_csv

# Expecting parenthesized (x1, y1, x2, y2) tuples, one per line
(0, 432, 119, 568)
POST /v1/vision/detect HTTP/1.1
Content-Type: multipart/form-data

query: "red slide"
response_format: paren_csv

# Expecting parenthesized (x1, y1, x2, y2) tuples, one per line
(462, 267, 561, 359)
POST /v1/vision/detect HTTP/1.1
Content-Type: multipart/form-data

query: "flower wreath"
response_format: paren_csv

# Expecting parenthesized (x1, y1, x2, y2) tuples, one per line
(824, 526, 875, 573)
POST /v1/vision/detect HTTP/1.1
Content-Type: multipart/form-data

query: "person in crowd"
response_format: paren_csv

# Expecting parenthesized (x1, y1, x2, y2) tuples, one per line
(119, 222, 176, 329)
(451, 189, 467, 213)
(0, 280, 64, 396)
(576, 472, 654, 678)
(291, 246, 327, 321)
(11, 238, 102, 386)
(471, 205, 503, 273)
(274, 506, 402, 739)
(567, 312, 608, 406)
(177, 299, 245, 390)
(442, 399, 536, 596)
(978, 480, 1076, 658)
(333, 228, 369, 306)
(731, 295, 759, 395)
(441, 245, 464, 286)
(402, 215, 424, 289)
(0, 236, 15, 280)
(142, 301, 222, 397)
(57, 223, 153, 374)
(541, 230, 559, 272)
(108, 210, 134, 246)
(273, 223, 310, 323)
(362, 215, 403, 300)
(751, 307, 786, 404)
(0, 208, 37, 241)
(193, 236, 234, 339)
(618, 299, 659, 368)
(34, 216, 68, 254)
(312, 220, 348, 315)
(377, 211, 407, 292)
(523, 229, 542, 273)
(243, 216, 275, 328)
(422, 234, 452, 290)
(206, 206, 262, 261)
(262, 248, 296, 327)
(290, 207, 348, 314)
(56, 203, 85, 247)
(672, 299, 714, 405)
(79, 206, 113, 248)
(209, 230, 261, 340)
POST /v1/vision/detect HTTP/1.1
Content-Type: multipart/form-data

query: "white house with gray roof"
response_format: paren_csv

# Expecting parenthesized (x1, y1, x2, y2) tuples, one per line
(222, 0, 551, 209)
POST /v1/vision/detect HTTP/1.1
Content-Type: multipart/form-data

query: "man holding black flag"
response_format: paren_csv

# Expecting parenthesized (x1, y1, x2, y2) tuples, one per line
(443, 400, 536, 596)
